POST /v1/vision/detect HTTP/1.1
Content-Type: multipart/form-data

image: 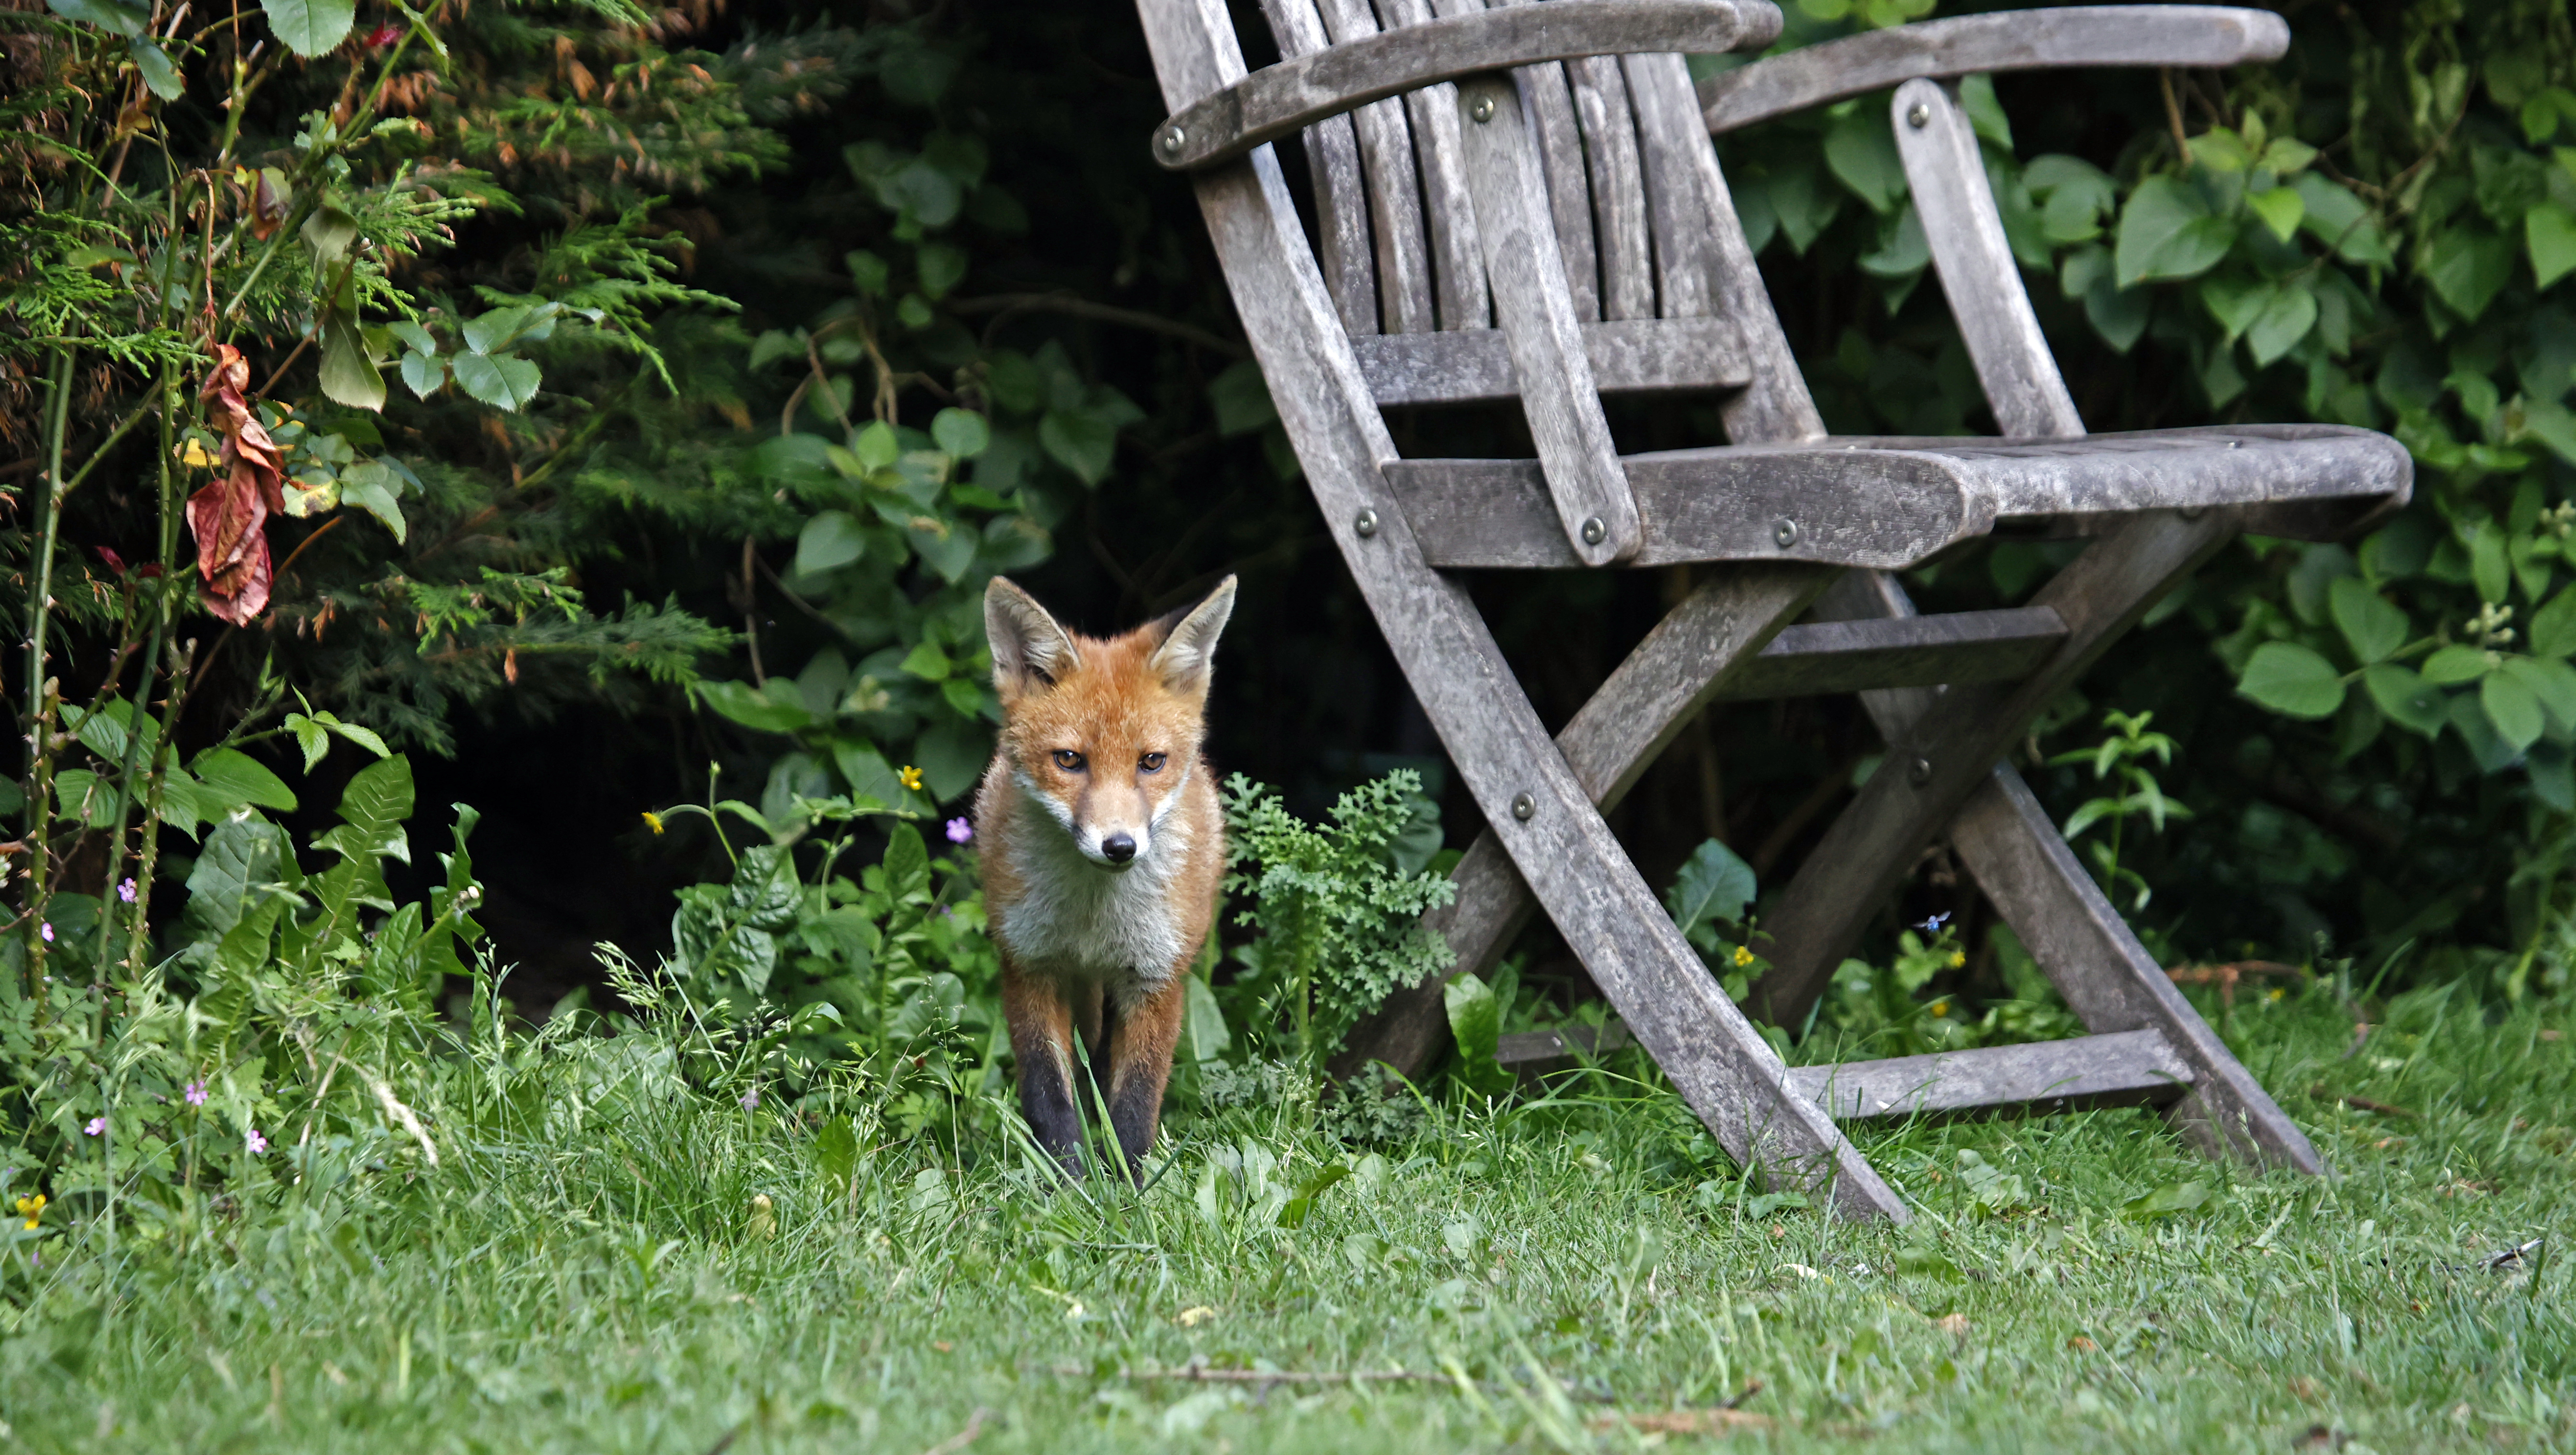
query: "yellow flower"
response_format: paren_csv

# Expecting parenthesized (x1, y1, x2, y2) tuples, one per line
(14, 1192, 43, 1230)
(1946, 951, 1966, 969)
(897, 764, 925, 792)
(1930, 1001, 1950, 1017)
(1731, 945, 1755, 967)
(2267, 987, 2284, 1003)
(641, 810, 664, 836)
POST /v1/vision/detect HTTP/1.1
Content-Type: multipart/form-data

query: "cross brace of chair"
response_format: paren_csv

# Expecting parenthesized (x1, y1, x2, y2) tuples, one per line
(1334, 513, 2325, 1188)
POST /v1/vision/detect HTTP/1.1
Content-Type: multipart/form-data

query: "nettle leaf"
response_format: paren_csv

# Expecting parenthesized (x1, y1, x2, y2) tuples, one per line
(2115, 175, 2239, 286)
(451, 352, 541, 412)
(2364, 663, 2449, 737)
(261, 0, 354, 57)
(2236, 642, 2345, 718)
(1665, 837, 1757, 936)
(2329, 577, 2409, 664)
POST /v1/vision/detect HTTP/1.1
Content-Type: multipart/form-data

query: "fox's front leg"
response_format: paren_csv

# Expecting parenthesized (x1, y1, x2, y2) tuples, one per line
(1002, 963, 1085, 1177)
(1103, 977, 1187, 1178)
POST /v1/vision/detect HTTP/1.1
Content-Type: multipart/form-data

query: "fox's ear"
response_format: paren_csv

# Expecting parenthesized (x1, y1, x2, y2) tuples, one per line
(987, 577, 1081, 692)
(1147, 575, 1237, 697)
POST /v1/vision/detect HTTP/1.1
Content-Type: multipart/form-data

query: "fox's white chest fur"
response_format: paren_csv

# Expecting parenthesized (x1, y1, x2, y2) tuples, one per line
(992, 774, 1197, 995)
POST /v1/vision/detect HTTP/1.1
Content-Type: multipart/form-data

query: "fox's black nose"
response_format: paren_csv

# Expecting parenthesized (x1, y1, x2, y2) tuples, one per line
(1101, 833, 1137, 864)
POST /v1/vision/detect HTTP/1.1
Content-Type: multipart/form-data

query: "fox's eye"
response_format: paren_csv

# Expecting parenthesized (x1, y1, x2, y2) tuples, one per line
(1052, 749, 1086, 772)
(1139, 752, 1167, 773)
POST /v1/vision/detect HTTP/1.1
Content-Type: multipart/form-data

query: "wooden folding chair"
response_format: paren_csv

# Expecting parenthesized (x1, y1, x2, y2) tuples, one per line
(1136, 0, 2409, 1218)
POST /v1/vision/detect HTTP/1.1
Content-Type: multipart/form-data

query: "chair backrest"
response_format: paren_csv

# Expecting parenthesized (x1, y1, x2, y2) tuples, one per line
(1256, 0, 1822, 442)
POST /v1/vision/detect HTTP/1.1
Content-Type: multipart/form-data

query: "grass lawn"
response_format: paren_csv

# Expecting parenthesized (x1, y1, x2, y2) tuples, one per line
(3, 982, 2570, 1452)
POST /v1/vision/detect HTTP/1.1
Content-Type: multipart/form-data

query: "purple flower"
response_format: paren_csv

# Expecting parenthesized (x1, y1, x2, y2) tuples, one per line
(945, 817, 973, 845)
(738, 1087, 759, 1111)
(244, 1129, 268, 1155)
(38, 924, 52, 943)
(117, 878, 137, 904)
(184, 1080, 207, 1107)
(84, 1117, 105, 1136)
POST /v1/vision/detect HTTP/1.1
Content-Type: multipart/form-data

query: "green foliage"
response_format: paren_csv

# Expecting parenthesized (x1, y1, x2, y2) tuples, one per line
(2051, 710, 2192, 911)
(1220, 772, 1458, 1073)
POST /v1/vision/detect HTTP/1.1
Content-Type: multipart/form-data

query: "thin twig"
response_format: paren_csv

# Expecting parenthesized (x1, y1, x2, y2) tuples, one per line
(950, 292, 1248, 358)
(917, 1408, 990, 1455)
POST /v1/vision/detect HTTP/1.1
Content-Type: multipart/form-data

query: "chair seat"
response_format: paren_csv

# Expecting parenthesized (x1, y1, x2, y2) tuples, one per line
(1382, 423, 2413, 569)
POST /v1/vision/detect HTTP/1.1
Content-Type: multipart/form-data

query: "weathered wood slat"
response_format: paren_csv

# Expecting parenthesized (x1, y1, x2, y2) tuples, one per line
(1784, 1029, 2191, 1120)
(1379, 0, 1493, 332)
(1816, 572, 2323, 1171)
(1155, 0, 1772, 170)
(1311, 0, 1436, 335)
(1715, 605, 2066, 701)
(1137, 0, 1904, 1219)
(1697, 6, 2290, 135)
(1262, 0, 1379, 335)
(1352, 314, 1746, 404)
(1504, 51, 1605, 319)
(1331, 566, 1832, 1083)
(1893, 80, 2083, 439)
(1620, 51, 1716, 319)
(1744, 513, 2237, 1029)
(1454, 74, 1640, 565)
(1381, 426, 2413, 569)
(1567, 55, 1656, 320)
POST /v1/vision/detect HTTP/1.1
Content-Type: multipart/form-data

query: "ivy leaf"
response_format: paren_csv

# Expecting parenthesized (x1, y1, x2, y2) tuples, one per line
(930, 407, 989, 459)
(2246, 284, 2318, 367)
(450, 352, 541, 412)
(47, 0, 146, 35)
(1665, 838, 1758, 937)
(1037, 408, 1115, 486)
(2115, 175, 2238, 286)
(2421, 225, 2514, 323)
(261, 0, 354, 57)
(2235, 642, 2345, 718)
(2329, 577, 2408, 664)
(1823, 107, 1906, 215)
(128, 38, 182, 98)
(2290, 174, 2393, 266)
(2363, 663, 2449, 737)
(2484, 670, 2545, 752)
(794, 510, 868, 577)
(2530, 203, 2576, 291)
(1208, 360, 1277, 438)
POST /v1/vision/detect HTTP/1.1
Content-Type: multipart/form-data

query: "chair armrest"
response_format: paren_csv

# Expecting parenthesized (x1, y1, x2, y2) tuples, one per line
(1152, 0, 1780, 171)
(1698, 6, 2287, 134)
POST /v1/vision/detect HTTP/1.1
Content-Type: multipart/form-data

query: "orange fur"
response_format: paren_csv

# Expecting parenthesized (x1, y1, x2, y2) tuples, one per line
(975, 575, 1235, 1177)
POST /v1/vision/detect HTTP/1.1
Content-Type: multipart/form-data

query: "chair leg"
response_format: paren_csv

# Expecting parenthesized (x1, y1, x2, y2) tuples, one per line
(1813, 566, 2324, 1174)
(1745, 511, 2235, 1029)
(1332, 563, 1834, 1084)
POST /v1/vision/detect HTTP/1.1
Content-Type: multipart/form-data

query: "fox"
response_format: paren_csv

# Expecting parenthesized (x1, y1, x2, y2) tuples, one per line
(975, 573, 1237, 1179)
